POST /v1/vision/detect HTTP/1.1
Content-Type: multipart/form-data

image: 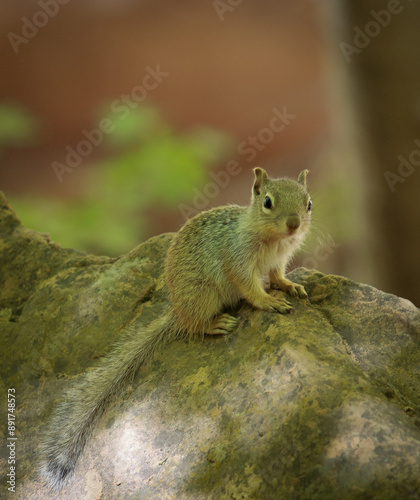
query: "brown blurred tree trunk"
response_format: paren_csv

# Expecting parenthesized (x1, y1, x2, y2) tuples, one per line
(339, 0, 420, 305)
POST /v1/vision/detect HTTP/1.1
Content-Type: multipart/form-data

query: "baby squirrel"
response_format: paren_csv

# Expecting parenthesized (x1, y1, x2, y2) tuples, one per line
(40, 167, 312, 489)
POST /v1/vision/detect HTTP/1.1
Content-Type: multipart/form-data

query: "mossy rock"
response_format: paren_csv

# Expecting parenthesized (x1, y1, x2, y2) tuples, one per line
(0, 191, 419, 500)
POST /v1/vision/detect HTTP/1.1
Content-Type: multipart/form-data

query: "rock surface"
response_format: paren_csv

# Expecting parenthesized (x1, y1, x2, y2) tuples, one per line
(0, 191, 419, 500)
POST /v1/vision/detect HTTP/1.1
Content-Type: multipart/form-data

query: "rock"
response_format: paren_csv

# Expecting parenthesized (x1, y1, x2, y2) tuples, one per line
(0, 191, 419, 499)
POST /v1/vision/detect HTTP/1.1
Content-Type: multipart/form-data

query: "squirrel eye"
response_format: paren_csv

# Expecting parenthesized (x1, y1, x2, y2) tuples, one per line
(307, 199, 312, 212)
(263, 196, 272, 209)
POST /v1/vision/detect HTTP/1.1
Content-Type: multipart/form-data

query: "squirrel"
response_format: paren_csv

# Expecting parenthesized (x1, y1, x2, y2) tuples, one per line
(39, 167, 312, 490)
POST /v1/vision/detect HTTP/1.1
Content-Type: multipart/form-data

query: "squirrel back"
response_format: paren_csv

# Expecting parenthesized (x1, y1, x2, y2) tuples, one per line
(40, 167, 312, 489)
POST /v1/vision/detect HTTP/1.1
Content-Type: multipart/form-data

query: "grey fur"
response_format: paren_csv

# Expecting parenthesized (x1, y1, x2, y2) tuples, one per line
(39, 314, 177, 490)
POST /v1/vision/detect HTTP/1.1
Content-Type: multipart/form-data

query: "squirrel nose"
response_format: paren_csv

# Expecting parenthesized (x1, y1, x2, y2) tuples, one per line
(286, 215, 300, 230)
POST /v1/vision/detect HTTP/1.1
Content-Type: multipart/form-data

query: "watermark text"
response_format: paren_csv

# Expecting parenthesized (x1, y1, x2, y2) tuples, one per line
(339, 0, 409, 63)
(213, 0, 244, 21)
(384, 138, 420, 192)
(7, 388, 17, 493)
(179, 106, 295, 218)
(52, 64, 169, 182)
(8, 0, 72, 54)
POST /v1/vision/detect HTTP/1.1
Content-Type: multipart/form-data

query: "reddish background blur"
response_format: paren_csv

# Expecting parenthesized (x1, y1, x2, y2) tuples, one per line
(1, 0, 419, 305)
(0, 1, 328, 201)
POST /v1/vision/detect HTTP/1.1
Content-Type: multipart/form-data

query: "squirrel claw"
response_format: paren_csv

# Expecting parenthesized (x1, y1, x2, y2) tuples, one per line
(294, 285, 308, 299)
(255, 296, 293, 315)
(271, 281, 307, 299)
(206, 313, 238, 335)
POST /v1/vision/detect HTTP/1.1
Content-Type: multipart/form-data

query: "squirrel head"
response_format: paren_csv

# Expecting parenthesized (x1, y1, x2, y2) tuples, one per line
(250, 167, 312, 240)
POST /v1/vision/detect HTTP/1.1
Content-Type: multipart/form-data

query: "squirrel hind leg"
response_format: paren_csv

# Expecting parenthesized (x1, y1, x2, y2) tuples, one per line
(205, 313, 238, 335)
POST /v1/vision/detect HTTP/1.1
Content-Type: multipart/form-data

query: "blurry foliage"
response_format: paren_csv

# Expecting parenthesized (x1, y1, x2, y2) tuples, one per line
(0, 103, 38, 152)
(5, 103, 350, 262)
(10, 105, 233, 256)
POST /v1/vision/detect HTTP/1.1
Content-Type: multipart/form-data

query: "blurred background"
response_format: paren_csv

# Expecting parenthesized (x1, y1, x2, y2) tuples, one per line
(0, 0, 419, 306)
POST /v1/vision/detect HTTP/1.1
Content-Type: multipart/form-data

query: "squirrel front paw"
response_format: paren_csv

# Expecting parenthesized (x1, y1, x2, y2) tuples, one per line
(253, 295, 294, 314)
(271, 280, 308, 299)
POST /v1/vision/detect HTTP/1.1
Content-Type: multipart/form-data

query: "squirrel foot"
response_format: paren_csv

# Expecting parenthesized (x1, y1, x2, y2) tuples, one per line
(271, 279, 308, 299)
(206, 313, 239, 335)
(253, 294, 294, 314)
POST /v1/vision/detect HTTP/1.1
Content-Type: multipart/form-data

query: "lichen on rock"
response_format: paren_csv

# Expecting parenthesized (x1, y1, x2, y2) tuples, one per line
(0, 191, 419, 500)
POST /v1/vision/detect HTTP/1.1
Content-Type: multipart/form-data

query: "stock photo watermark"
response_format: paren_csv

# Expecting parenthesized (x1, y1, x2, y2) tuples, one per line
(301, 235, 340, 269)
(237, 106, 296, 162)
(52, 65, 169, 182)
(213, 0, 244, 21)
(339, 0, 411, 63)
(179, 161, 242, 219)
(8, 0, 71, 54)
(384, 138, 420, 192)
(179, 106, 296, 218)
(6, 388, 17, 493)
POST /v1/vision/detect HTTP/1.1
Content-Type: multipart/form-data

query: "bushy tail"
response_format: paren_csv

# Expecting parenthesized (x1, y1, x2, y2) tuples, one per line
(39, 313, 175, 490)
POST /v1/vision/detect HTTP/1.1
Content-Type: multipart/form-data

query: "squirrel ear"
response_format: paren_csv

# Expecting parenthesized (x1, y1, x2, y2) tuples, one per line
(253, 167, 268, 195)
(298, 169, 309, 188)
